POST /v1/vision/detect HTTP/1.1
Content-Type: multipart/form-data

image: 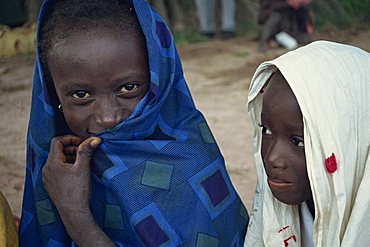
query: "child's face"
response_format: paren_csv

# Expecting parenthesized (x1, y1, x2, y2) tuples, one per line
(260, 73, 312, 205)
(48, 31, 150, 140)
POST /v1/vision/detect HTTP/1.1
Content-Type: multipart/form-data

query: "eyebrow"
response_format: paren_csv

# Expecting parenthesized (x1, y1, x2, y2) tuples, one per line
(57, 82, 96, 93)
(260, 113, 303, 133)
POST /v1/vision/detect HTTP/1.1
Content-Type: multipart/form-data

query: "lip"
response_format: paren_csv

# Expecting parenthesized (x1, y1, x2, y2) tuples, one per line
(88, 130, 107, 136)
(267, 177, 294, 190)
(87, 131, 97, 136)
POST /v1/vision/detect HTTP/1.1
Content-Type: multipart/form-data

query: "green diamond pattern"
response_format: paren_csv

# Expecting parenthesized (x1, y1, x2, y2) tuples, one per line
(35, 199, 57, 225)
(199, 123, 216, 144)
(196, 233, 219, 247)
(104, 204, 124, 230)
(141, 161, 174, 190)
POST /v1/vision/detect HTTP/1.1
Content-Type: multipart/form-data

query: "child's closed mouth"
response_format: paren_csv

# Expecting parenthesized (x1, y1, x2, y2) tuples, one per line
(267, 177, 294, 189)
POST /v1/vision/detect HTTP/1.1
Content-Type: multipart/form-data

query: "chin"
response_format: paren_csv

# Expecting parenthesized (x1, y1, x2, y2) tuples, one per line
(272, 193, 303, 206)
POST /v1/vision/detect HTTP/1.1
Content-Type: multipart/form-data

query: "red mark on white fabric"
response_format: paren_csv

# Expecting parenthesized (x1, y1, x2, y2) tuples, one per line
(278, 226, 290, 233)
(284, 235, 297, 246)
(325, 153, 337, 174)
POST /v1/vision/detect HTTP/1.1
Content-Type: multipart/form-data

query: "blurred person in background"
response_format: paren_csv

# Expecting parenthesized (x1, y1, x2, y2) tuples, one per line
(195, 0, 236, 39)
(258, 0, 313, 52)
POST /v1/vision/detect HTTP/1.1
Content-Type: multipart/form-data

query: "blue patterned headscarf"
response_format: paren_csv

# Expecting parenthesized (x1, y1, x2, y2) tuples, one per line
(19, 0, 248, 246)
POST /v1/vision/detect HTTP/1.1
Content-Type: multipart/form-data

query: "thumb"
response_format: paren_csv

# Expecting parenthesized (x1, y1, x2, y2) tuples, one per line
(75, 137, 102, 166)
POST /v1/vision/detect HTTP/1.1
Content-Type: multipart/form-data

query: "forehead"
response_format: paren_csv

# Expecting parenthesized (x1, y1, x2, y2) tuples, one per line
(48, 30, 149, 89)
(264, 72, 292, 96)
(49, 29, 147, 67)
(262, 72, 303, 130)
(263, 72, 298, 108)
(50, 26, 144, 52)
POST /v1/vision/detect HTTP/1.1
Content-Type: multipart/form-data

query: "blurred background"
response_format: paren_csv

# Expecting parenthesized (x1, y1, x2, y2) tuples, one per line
(1, 0, 370, 55)
(0, 0, 369, 218)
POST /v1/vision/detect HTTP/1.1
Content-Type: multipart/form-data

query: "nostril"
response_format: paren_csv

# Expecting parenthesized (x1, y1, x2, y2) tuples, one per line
(96, 114, 119, 129)
(263, 155, 286, 170)
(95, 104, 129, 129)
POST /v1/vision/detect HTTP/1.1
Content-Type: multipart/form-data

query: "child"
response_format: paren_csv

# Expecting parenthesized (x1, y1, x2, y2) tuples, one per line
(244, 41, 370, 246)
(19, 0, 248, 246)
(0, 191, 18, 246)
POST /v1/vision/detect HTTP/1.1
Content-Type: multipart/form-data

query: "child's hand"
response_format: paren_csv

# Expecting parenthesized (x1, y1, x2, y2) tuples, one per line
(43, 135, 116, 246)
(42, 135, 102, 215)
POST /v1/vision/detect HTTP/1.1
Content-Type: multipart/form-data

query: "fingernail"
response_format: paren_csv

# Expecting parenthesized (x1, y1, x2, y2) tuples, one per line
(90, 138, 102, 147)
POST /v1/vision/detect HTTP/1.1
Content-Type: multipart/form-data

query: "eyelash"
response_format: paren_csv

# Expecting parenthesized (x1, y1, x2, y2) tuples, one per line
(70, 82, 142, 99)
(118, 83, 140, 95)
(258, 123, 304, 147)
(290, 137, 304, 147)
(258, 123, 272, 135)
(72, 91, 91, 99)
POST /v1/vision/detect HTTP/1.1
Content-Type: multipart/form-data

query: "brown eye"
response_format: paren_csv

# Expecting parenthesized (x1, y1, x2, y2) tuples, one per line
(259, 124, 272, 135)
(72, 91, 91, 99)
(290, 137, 304, 147)
(119, 84, 138, 93)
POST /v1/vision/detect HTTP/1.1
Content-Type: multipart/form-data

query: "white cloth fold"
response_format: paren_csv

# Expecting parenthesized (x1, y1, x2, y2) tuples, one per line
(244, 41, 370, 246)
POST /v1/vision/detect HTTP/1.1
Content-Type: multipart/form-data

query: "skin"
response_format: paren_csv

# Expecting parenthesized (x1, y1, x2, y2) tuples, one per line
(42, 136, 113, 246)
(42, 30, 149, 246)
(49, 31, 149, 140)
(260, 71, 314, 215)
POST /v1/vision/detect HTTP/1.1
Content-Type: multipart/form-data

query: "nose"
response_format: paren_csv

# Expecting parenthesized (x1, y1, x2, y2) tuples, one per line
(95, 100, 125, 129)
(262, 138, 288, 170)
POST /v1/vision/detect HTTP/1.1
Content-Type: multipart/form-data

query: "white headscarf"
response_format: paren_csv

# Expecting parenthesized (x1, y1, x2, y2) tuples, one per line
(244, 41, 370, 246)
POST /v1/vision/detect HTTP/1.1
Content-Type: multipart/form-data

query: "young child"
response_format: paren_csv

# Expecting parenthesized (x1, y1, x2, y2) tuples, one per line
(0, 191, 18, 246)
(244, 41, 370, 246)
(19, 0, 248, 246)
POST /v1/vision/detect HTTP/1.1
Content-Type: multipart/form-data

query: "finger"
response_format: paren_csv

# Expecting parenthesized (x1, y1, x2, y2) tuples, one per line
(66, 154, 76, 164)
(63, 145, 78, 155)
(59, 135, 83, 146)
(75, 137, 102, 167)
(50, 135, 82, 161)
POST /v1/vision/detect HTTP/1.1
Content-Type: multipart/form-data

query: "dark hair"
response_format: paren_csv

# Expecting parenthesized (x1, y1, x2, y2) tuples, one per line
(39, 0, 144, 100)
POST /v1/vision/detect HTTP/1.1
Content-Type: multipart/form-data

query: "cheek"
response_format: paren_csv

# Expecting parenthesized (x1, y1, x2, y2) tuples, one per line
(62, 110, 86, 132)
(294, 151, 307, 176)
(296, 160, 312, 202)
(298, 161, 308, 177)
(260, 136, 270, 162)
(291, 151, 309, 191)
(127, 99, 142, 111)
(119, 94, 147, 114)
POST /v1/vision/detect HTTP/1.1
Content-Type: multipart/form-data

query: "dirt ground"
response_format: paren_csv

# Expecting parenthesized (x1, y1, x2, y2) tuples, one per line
(1, 30, 369, 217)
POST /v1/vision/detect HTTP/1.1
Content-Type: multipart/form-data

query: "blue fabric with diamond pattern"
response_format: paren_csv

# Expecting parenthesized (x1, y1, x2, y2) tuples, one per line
(19, 0, 248, 246)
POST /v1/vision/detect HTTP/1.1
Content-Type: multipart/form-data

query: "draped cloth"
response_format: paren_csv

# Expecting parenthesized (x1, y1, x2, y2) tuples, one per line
(19, 0, 248, 246)
(244, 41, 370, 246)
